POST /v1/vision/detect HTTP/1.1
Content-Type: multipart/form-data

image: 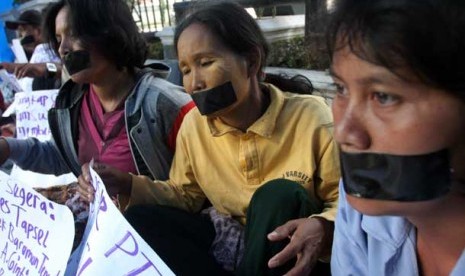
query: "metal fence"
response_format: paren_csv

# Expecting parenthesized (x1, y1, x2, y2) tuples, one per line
(128, 0, 306, 34)
(128, 0, 190, 33)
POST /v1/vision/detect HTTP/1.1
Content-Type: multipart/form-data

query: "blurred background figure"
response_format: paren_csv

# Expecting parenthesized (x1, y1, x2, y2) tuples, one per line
(0, 0, 193, 210)
(0, 7, 63, 139)
(2, 8, 61, 91)
(0, 0, 14, 63)
(5, 9, 42, 61)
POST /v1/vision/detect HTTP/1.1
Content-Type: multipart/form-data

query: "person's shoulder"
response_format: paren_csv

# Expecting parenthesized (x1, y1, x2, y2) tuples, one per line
(283, 91, 328, 108)
(175, 107, 205, 141)
(138, 71, 188, 99)
(136, 73, 195, 119)
(180, 106, 202, 126)
(30, 43, 59, 63)
(281, 92, 332, 123)
(267, 83, 328, 109)
(33, 43, 47, 52)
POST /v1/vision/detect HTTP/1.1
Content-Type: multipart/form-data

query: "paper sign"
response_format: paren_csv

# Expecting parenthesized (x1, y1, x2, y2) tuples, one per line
(0, 69, 24, 106)
(17, 77, 33, 94)
(9, 90, 77, 188)
(14, 90, 57, 139)
(65, 168, 174, 276)
(11, 39, 28, 64)
(0, 171, 75, 276)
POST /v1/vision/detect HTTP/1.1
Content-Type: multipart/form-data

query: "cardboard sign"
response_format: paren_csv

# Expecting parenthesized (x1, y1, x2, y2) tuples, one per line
(8, 90, 77, 188)
(65, 168, 174, 276)
(0, 171, 74, 276)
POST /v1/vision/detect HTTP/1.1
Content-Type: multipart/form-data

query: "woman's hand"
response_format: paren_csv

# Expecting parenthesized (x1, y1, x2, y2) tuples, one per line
(0, 62, 23, 74)
(0, 123, 16, 137)
(0, 138, 11, 165)
(77, 162, 94, 203)
(77, 162, 132, 203)
(15, 63, 47, 79)
(267, 217, 330, 276)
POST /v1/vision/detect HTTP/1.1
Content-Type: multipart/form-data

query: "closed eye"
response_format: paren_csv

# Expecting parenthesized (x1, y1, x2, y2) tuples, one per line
(200, 60, 213, 67)
(180, 68, 191, 76)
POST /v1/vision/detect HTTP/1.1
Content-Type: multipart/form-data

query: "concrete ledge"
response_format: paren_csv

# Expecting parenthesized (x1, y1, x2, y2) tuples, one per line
(265, 66, 336, 105)
(257, 15, 304, 43)
(158, 14, 304, 45)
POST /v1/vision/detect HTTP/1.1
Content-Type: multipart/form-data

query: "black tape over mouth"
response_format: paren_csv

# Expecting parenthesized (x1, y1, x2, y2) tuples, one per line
(341, 149, 451, 201)
(191, 81, 237, 115)
(63, 50, 91, 75)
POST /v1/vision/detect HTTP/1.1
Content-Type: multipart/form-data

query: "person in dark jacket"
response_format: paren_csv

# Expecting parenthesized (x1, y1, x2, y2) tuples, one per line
(0, 0, 194, 208)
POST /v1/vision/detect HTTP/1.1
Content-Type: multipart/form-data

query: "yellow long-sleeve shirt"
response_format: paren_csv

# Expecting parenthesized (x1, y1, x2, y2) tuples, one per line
(130, 83, 340, 225)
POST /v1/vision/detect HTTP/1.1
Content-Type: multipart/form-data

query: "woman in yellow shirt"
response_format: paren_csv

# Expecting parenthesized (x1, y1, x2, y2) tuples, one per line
(79, 1, 340, 275)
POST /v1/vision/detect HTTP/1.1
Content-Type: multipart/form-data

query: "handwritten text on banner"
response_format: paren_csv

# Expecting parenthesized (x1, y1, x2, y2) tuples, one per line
(0, 171, 74, 276)
(9, 90, 77, 188)
(65, 168, 174, 276)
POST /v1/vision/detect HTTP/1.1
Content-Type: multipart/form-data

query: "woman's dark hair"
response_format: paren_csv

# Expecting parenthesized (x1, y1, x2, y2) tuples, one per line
(174, 1, 268, 78)
(327, 0, 465, 99)
(43, 0, 147, 71)
(264, 73, 313, 95)
(173, 0, 314, 94)
(42, 1, 63, 55)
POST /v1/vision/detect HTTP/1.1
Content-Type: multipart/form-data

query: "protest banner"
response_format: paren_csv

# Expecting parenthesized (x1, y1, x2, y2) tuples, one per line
(8, 90, 77, 188)
(65, 167, 174, 276)
(0, 171, 74, 276)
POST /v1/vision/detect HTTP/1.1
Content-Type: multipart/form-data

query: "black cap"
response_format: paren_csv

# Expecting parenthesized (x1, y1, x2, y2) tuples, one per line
(5, 10, 42, 30)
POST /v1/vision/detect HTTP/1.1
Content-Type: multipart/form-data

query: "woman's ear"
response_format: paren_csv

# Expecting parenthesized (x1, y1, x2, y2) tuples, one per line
(246, 46, 262, 79)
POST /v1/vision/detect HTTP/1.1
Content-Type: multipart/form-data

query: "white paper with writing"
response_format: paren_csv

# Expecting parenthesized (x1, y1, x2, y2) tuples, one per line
(17, 77, 33, 94)
(0, 69, 24, 106)
(65, 168, 174, 276)
(9, 90, 77, 188)
(0, 171, 74, 276)
(11, 39, 28, 64)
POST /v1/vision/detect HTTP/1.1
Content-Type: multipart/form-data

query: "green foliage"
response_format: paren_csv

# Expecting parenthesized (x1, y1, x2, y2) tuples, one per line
(145, 36, 330, 69)
(267, 37, 308, 68)
(267, 36, 330, 70)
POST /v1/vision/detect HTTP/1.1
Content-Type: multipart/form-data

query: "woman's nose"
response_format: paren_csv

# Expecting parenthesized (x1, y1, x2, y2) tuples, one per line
(187, 71, 206, 94)
(58, 39, 70, 59)
(333, 103, 371, 152)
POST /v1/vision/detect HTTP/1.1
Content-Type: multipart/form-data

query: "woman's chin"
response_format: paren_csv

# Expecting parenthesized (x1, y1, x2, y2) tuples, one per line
(346, 195, 399, 216)
(69, 71, 88, 84)
(346, 194, 446, 217)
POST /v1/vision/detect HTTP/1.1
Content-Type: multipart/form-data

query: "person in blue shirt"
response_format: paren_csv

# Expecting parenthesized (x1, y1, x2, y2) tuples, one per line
(327, 0, 465, 275)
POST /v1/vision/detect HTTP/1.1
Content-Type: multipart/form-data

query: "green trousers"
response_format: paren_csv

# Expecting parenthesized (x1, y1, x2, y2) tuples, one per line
(237, 178, 323, 276)
(125, 179, 329, 276)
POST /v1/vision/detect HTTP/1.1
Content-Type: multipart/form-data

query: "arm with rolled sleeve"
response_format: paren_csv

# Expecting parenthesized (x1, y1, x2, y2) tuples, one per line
(128, 124, 206, 212)
(3, 137, 72, 175)
(306, 123, 340, 261)
(311, 123, 340, 222)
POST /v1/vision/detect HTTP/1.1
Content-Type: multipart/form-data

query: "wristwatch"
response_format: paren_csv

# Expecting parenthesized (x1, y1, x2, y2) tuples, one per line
(46, 62, 58, 78)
